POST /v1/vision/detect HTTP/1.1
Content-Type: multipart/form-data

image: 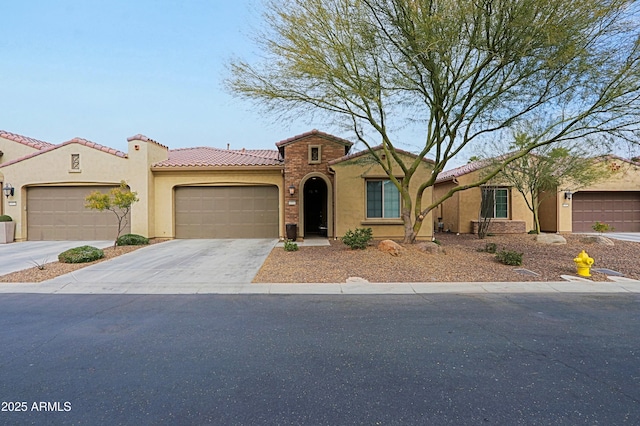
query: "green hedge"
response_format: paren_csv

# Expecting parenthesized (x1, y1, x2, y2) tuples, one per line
(58, 246, 105, 264)
(116, 233, 149, 246)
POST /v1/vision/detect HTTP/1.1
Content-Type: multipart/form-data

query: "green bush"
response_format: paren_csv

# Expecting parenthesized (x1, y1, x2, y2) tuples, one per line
(341, 227, 373, 250)
(592, 221, 614, 234)
(283, 239, 299, 252)
(0, 215, 12, 222)
(116, 233, 149, 246)
(484, 242, 497, 253)
(496, 249, 523, 266)
(58, 246, 105, 264)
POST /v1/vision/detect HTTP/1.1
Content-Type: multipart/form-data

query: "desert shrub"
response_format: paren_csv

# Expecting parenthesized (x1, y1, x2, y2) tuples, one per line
(116, 233, 149, 246)
(592, 221, 614, 234)
(496, 249, 523, 266)
(58, 246, 104, 264)
(485, 242, 497, 253)
(342, 227, 373, 250)
(283, 239, 299, 252)
(0, 215, 12, 222)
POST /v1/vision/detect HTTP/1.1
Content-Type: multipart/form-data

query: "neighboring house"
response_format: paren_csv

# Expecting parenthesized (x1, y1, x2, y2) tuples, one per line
(434, 159, 532, 234)
(539, 157, 640, 233)
(0, 129, 434, 241)
(434, 157, 640, 234)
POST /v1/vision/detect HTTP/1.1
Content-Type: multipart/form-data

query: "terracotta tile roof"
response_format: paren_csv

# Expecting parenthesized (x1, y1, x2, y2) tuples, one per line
(0, 130, 54, 150)
(435, 159, 491, 182)
(127, 134, 169, 150)
(153, 147, 283, 168)
(0, 137, 127, 168)
(276, 129, 354, 148)
(328, 144, 435, 165)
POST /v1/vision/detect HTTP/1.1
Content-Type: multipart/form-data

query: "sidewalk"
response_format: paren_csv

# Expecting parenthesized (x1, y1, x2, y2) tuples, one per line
(1, 280, 639, 295)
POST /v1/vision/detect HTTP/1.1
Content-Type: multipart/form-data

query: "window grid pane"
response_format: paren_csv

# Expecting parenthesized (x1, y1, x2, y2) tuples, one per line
(495, 189, 508, 218)
(383, 180, 400, 218)
(367, 181, 382, 218)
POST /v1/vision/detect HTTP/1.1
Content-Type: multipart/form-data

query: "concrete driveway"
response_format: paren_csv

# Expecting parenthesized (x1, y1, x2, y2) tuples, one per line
(0, 240, 112, 275)
(582, 232, 640, 243)
(43, 239, 278, 286)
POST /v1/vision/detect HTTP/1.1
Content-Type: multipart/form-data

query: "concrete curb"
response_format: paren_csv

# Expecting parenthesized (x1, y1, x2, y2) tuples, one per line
(1, 280, 639, 295)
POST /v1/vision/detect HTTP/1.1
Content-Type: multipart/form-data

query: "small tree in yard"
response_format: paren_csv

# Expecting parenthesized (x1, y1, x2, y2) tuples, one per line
(85, 181, 139, 247)
(487, 132, 615, 234)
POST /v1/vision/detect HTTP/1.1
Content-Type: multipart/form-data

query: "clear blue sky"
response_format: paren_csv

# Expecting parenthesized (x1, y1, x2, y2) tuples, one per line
(0, 0, 334, 153)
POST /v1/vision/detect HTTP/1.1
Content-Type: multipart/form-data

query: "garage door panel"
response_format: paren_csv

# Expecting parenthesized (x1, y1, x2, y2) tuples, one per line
(175, 186, 279, 238)
(573, 191, 640, 232)
(27, 186, 130, 240)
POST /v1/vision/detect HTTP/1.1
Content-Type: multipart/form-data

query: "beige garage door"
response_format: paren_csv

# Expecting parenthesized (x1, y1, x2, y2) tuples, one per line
(572, 191, 640, 232)
(175, 186, 279, 238)
(27, 186, 130, 240)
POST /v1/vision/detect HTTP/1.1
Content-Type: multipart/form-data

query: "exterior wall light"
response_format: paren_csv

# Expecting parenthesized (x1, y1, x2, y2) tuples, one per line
(564, 191, 572, 200)
(3, 183, 14, 198)
(288, 184, 296, 196)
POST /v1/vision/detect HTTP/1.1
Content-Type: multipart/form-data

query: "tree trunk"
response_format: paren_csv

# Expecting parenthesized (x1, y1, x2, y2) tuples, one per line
(532, 202, 541, 234)
(402, 210, 416, 244)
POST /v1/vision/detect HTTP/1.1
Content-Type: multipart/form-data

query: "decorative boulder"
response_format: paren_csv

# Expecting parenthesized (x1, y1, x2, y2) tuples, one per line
(580, 236, 615, 246)
(417, 242, 444, 255)
(378, 239, 405, 256)
(535, 233, 567, 245)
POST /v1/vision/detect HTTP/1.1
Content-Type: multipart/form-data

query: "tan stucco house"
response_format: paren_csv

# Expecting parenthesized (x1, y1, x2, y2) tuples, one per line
(0, 129, 434, 242)
(434, 157, 640, 234)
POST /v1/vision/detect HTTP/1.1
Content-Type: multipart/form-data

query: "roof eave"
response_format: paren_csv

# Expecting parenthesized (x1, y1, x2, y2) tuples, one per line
(151, 165, 284, 172)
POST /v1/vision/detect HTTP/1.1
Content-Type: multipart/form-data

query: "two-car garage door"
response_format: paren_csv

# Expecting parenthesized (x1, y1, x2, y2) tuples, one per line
(27, 186, 130, 240)
(26, 185, 278, 240)
(572, 191, 640, 232)
(174, 186, 279, 238)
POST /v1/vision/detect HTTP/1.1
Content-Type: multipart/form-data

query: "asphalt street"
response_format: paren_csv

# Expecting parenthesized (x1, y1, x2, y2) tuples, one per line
(1, 293, 639, 424)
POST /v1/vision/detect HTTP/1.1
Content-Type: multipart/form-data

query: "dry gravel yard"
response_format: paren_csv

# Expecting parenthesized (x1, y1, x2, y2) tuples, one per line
(253, 233, 640, 283)
(0, 234, 637, 284)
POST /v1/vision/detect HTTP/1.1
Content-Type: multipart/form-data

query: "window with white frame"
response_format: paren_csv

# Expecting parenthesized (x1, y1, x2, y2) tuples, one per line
(366, 180, 400, 218)
(481, 187, 509, 219)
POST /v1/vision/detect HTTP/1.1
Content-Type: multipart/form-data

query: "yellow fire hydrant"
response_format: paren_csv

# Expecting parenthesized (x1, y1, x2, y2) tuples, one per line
(574, 250, 594, 277)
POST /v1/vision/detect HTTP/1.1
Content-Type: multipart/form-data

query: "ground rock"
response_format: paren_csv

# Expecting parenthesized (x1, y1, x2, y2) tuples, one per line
(580, 235, 615, 246)
(346, 276, 369, 283)
(417, 242, 444, 255)
(378, 240, 405, 256)
(535, 234, 567, 245)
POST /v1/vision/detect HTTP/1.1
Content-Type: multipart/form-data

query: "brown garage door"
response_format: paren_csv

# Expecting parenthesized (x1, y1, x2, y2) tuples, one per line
(572, 191, 640, 232)
(27, 186, 130, 240)
(175, 186, 279, 238)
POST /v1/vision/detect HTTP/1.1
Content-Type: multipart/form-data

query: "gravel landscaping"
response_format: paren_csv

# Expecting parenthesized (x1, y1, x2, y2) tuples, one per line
(253, 233, 640, 283)
(0, 234, 637, 284)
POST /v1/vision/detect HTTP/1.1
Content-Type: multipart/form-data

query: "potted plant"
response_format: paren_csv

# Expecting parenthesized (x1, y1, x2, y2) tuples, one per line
(0, 215, 15, 243)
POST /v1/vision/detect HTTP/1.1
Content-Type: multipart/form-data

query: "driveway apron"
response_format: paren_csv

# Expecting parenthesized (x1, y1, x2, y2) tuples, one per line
(0, 241, 112, 275)
(43, 239, 278, 286)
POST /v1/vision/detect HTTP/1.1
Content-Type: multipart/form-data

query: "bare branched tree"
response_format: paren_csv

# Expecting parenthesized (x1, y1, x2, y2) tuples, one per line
(228, 0, 640, 243)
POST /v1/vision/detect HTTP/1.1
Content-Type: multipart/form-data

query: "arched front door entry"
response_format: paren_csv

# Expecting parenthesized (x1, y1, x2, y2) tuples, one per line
(303, 177, 328, 237)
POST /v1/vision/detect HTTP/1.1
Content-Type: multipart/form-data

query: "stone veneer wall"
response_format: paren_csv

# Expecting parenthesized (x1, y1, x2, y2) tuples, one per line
(471, 220, 526, 234)
(283, 136, 348, 231)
